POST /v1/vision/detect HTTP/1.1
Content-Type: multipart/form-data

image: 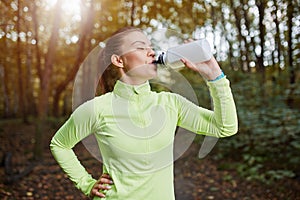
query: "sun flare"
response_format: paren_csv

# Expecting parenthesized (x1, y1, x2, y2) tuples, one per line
(45, 0, 81, 15)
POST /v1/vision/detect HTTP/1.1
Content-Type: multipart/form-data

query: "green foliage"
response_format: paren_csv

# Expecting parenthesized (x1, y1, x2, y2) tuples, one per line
(209, 71, 300, 184)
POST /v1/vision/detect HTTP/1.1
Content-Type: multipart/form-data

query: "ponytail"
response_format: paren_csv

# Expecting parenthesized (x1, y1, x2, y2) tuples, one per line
(98, 26, 142, 94)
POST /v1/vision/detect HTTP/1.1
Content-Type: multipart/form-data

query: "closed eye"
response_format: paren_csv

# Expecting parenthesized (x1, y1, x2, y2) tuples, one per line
(136, 47, 156, 51)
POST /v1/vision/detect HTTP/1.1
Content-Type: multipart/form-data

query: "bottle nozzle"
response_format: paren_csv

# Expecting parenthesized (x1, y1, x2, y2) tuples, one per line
(152, 52, 165, 65)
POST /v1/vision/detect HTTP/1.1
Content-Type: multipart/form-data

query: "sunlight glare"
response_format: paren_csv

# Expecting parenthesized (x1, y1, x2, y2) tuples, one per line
(45, 0, 81, 15)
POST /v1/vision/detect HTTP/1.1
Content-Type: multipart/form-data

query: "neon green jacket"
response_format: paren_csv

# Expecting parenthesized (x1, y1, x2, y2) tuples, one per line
(50, 77, 238, 199)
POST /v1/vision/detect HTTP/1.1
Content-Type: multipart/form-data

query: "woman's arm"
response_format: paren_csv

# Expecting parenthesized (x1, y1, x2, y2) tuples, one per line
(177, 56, 238, 137)
(50, 99, 102, 196)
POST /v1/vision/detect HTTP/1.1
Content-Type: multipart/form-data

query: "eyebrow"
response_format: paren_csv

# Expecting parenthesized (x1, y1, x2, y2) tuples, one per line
(131, 41, 148, 46)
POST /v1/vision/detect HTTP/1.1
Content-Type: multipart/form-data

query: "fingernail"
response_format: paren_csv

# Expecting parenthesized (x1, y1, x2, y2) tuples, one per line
(106, 185, 111, 189)
(110, 180, 114, 184)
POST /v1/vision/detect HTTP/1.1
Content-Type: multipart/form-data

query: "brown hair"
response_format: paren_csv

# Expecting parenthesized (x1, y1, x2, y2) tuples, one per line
(98, 27, 143, 93)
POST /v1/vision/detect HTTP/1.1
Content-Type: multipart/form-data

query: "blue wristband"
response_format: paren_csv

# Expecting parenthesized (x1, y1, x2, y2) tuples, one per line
(209, 71, 225, 82)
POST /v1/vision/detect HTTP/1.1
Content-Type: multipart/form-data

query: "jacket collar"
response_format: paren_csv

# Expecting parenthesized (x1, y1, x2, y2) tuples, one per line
(113, 80, 151, 99)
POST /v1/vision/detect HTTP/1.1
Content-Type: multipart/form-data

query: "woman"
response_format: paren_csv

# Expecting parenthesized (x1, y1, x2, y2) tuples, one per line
(50, 27, 238, 199)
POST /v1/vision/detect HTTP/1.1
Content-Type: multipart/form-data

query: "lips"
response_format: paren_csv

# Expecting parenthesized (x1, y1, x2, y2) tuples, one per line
(145, 60, 156, 64)
(151, 60, 158, 64)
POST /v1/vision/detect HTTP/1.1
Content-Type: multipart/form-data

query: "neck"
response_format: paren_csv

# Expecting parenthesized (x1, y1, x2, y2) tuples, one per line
(119, 75, 147, 85)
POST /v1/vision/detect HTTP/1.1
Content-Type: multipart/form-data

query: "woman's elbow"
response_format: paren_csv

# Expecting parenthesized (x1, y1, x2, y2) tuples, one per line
(49, 137, 59, 155)
(219, 123, 238, 138)
(49, 137, 67, 154)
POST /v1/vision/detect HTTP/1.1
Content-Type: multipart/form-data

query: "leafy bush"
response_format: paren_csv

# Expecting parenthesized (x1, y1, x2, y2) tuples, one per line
(178, 68, 300, 184)
(210, 71, 300, 184)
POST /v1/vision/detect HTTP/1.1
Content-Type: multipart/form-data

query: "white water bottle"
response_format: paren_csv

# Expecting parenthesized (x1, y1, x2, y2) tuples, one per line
(154, 39, 212, 69)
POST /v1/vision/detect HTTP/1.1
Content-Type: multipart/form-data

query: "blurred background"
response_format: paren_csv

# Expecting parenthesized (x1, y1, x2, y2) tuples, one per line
(0, 0, 299, 199)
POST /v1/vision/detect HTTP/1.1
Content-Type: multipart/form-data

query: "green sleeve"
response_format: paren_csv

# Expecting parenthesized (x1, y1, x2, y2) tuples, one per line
(50, 100, 99, 196)
(177, 77, 238, 137)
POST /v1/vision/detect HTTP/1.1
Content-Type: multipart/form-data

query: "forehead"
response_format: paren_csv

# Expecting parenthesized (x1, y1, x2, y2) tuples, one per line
(123, 31, 151, 47)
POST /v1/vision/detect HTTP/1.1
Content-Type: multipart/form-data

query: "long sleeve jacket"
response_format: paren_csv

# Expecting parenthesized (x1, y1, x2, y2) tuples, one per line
(50, 77, 238, 200)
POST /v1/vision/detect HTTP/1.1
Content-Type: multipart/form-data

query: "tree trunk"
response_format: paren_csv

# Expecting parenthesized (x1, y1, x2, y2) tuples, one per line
(229, 0, 244, 71)
(52, 0, 95, 116)
(17, 0, 28, 123)
(286, 0, 296, 108)
(0, 28, 11, 118)
(273, 0, 281, 73)
(34, 0, 62, 160)
(287, 0, 295, 85)
(0, 64, 8, 118)
(256, 0, 266, 76)
(130, 0, 135, 26)
(256, 0, 267, 106)
(239, 0, 252, 72)
(25, 26, 36, 116)
(220, 3, 235, 70)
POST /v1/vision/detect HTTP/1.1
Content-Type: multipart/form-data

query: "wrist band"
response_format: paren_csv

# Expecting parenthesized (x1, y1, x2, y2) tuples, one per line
(209, 71, 225, 82)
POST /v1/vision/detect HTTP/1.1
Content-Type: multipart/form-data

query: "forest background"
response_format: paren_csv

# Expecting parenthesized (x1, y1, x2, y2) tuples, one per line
(0, 0, 299, 199)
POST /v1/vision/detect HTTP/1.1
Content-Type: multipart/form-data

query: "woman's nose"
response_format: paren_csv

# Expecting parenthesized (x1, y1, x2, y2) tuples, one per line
(147, 48, 155, 57)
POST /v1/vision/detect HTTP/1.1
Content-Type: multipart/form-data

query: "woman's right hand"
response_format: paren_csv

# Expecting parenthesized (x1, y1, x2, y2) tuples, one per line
(90, 173, 114, 198)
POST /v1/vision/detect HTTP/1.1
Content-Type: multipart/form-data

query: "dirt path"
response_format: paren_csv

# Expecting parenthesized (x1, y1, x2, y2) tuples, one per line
(0, 121, 299, 199)
(174, 142, 300, 200)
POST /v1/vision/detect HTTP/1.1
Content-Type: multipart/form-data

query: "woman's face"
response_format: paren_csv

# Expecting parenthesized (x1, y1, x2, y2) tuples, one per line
(119, 31, 157, 82)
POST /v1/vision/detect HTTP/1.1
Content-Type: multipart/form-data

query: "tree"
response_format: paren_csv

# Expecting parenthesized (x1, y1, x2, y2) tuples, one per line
(33, 0, 62, 160)
(0, 0, 299, 120)
(16, 0, 28, 123)
(52, 0, 95, 116)
(287, 0, 296, 85)
(256, 0, 266, 79)
(271, 0, 282, 77)
(0, 24, 10, 118)
(228, 0, 245, 71)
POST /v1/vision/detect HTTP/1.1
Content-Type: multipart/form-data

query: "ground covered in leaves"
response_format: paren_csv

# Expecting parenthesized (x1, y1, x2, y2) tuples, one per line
(0, 119, 299, 200)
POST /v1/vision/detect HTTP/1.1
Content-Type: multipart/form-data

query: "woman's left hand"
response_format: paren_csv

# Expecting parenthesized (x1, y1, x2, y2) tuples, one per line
(181, 56, 223, 81)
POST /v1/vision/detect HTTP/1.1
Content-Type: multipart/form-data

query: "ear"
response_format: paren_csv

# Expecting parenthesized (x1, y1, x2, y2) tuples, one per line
(111, 54, 124, 68)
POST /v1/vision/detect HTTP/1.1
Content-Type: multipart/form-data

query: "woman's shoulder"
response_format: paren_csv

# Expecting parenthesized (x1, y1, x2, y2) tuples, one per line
(73, 92, 113, 112)
(155, 90, 182, 98)
(154, 90, 197, 107)
(94, 92, 113, 101)
(153, 91, 184, 105)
